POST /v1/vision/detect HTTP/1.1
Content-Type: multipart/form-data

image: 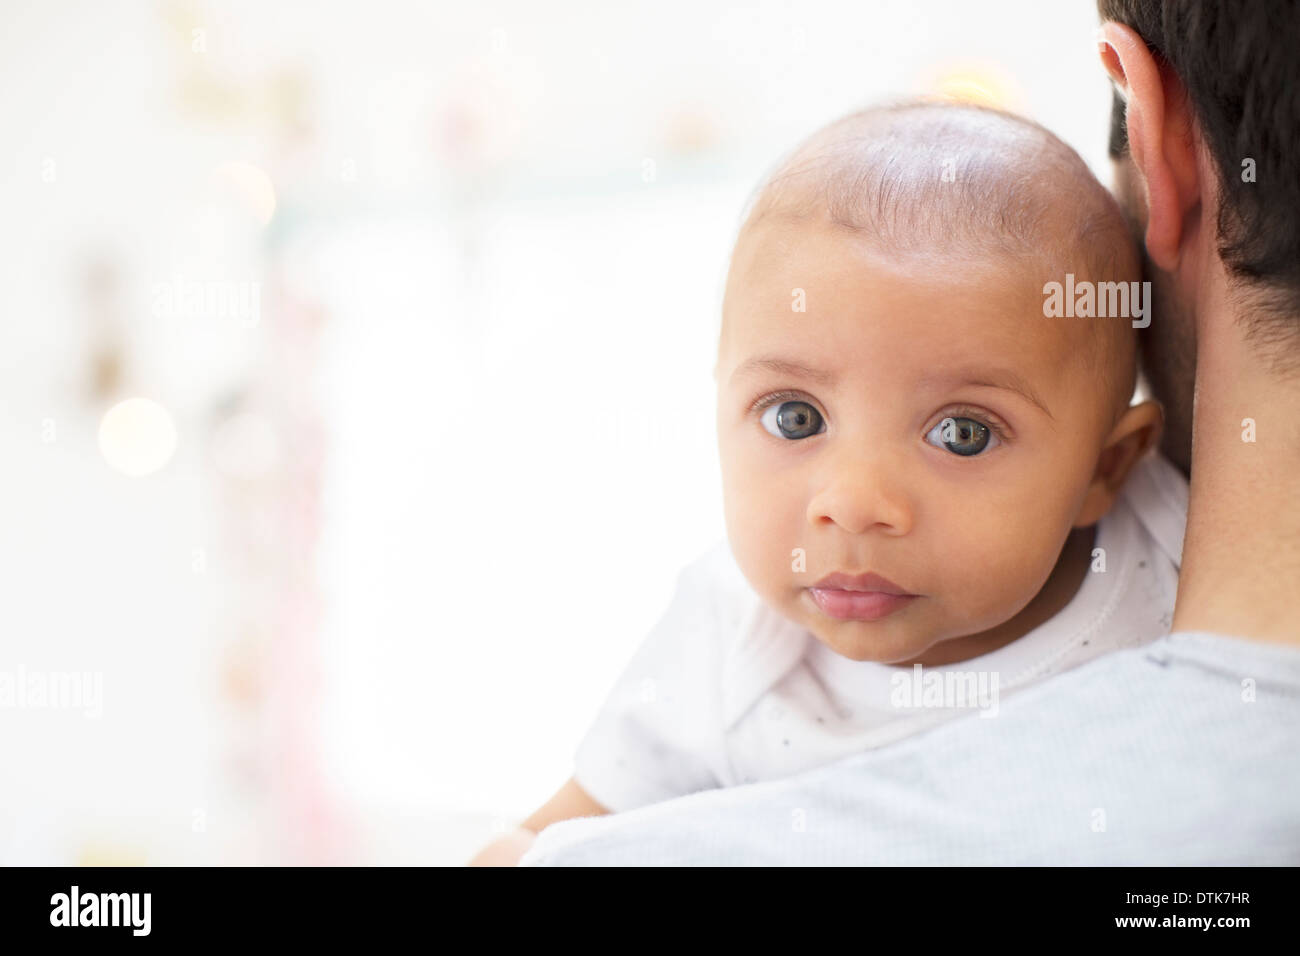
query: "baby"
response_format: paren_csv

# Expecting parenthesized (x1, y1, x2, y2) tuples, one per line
(469, 100, 1186, 866)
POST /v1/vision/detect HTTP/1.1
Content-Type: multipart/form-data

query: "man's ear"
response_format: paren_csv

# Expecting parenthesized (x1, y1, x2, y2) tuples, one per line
(1096, 21, 1202, 272)
(1074, 399, 1164, 527)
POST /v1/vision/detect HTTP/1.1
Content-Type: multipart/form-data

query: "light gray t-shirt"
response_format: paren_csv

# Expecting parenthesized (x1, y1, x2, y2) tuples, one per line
(519, 632, 1300, 865)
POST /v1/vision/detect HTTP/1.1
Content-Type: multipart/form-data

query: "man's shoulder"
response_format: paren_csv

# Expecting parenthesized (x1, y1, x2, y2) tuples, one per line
(990, 628, 1300, 724)
(523, 630, 1300, 866)
(1157, 630, 1300, 686)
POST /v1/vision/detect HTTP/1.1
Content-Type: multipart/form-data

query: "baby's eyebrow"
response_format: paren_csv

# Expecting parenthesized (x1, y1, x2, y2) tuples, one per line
(732, 356, 1054, 420)
(731, 356, 837, 386)
(923, 367, 1054, 420)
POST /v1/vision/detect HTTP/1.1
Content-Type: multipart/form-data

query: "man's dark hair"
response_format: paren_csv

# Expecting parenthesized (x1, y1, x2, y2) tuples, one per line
(1099, 0, 1300, 323)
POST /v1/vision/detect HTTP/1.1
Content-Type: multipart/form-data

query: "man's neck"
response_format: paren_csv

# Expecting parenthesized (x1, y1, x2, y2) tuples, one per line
(1173, 272, 1300, 646)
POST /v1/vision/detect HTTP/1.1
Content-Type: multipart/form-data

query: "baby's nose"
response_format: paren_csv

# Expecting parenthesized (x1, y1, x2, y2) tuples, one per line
(805, 453, 914, 536)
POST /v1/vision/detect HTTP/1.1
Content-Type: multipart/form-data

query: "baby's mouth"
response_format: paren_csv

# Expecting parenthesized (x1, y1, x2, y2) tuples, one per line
(806, 571, 919, 622)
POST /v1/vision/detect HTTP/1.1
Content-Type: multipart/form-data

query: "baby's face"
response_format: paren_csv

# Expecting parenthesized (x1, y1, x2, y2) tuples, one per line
(715, 216, 1117, 665)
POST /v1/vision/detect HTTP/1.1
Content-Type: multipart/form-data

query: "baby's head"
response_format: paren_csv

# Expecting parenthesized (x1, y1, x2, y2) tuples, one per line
(714, 101, 1162, 666)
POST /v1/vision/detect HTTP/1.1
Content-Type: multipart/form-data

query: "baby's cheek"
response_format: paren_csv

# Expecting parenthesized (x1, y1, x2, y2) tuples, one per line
(726, 491, 792, 589)
(936, 522, 1061, 628)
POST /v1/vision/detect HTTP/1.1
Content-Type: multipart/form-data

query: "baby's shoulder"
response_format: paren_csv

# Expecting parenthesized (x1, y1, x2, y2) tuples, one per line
(679, 537, 750, 592)
(1114, 450, 1188, 573)
(674, 538, 765, 633)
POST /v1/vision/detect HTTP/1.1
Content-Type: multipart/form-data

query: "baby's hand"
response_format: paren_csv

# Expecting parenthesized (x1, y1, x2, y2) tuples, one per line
(467, 775, 608, 864)
(466, 825, 538, 867)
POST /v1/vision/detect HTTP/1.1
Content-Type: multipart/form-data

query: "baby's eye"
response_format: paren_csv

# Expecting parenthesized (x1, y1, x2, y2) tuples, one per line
(925, 416, 996, 456)
(760, 400, 825, 440)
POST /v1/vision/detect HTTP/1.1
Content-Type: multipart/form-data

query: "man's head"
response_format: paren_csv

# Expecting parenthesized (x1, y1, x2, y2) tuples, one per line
(714, 102, 1161, 665)
(1097, 0, 1300, 472)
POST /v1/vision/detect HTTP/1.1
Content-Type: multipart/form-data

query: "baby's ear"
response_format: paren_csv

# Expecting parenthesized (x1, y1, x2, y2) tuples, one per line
(1073, 399, 1164, 527)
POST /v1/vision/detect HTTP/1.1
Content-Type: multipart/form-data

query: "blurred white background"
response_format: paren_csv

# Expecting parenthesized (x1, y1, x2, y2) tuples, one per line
(0, 0, 1115, 864)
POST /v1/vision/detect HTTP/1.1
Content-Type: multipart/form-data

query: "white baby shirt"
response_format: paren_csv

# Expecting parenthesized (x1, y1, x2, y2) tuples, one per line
(571, 450, 1188, 814)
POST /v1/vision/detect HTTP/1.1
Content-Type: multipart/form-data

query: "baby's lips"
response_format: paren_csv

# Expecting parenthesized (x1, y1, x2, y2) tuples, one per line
(810, 570, 915, 596)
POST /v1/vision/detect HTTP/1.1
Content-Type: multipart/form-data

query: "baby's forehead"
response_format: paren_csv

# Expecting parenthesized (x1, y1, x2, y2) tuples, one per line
(729, 219, 1062, 351)
(721, 216, 1132, 416)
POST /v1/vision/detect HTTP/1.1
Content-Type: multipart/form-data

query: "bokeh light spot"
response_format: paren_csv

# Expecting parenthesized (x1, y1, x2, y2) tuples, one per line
(98, 398, 178, 476)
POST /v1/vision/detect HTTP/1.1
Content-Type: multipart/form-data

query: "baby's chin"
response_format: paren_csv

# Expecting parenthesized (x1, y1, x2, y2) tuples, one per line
(810, 624, 947, 667)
